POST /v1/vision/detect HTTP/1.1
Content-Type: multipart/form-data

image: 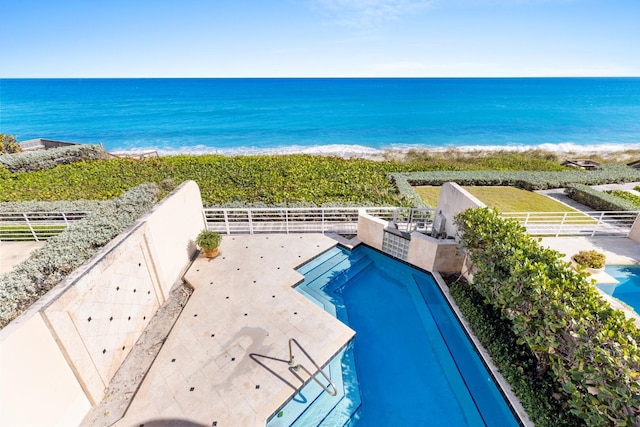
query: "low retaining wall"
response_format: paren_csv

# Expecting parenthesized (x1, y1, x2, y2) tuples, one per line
(357, 183, 479, 274)
(357, 212, 464, 274)
(0, 181, 205, 426)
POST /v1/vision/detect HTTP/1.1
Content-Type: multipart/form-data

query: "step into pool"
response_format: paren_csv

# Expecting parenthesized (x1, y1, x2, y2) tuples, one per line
(268, 245, 521, 427)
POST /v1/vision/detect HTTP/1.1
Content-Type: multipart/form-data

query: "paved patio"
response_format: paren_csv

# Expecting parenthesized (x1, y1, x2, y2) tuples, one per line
(115, 234, 354, 427)
(0, 241, 45, 274)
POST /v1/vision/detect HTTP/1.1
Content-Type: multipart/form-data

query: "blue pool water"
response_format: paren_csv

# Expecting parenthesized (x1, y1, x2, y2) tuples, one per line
(269, 245, 520, 426)
(599, 265, 640, 314)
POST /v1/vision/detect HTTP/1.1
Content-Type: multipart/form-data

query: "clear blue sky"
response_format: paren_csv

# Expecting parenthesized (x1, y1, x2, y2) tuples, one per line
(2, 0, 639, 77)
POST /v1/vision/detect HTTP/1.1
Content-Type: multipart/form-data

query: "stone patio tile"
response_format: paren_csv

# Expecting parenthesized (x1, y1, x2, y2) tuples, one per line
(117, 234, 352, 426)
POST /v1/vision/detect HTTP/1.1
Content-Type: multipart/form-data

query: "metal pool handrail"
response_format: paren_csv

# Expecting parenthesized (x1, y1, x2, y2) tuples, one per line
(288, 338, 338, 397)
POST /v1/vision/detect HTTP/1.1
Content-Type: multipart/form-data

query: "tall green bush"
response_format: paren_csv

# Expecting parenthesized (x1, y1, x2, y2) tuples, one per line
(0, 134, 21, 154)
(565, 184, 638, 211)
(455, 207, 640, 426)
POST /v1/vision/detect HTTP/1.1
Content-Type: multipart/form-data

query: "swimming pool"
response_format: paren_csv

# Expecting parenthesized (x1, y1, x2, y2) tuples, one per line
(268, 245, 520, 426)
(598, 265, 640, 314)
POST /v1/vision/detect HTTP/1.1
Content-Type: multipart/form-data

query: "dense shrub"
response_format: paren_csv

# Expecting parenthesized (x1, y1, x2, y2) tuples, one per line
(447, 276, 583, 427)
(390, 164, 640, 207)
(0, 134, 21, 154)
(0, 144, 108, 173)
(565, 184, 639, 211)
(605, 190, 640, 208)
(0, 183, 160, 329)
(455, 207, 640, 426)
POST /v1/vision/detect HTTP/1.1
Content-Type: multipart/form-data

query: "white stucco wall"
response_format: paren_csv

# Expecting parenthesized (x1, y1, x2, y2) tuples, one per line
(0, 180, 205, 426)
(357, 211, 387, 250)
(0, 314, 91, 427)
(407, 232, 464, 273)
(629, 214, 640, 243)
(142, 180, 203, 297)
(435, 182, 486, 238)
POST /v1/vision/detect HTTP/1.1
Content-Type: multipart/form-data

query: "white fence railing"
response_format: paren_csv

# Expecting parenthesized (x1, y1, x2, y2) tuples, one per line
(203, 207, 437, 235)
(3, 208, 635, 241)
(501, 211, 639, 237)
(0, 211, 90, 241)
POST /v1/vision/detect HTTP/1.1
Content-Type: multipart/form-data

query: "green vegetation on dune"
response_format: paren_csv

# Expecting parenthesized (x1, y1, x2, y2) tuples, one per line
(403, 149, 566, 171)
(0, 151, 568, 206)
(0, 155, 413, 205)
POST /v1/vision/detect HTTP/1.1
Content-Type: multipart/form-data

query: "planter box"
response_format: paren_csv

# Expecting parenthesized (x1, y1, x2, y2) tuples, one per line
(570, 257, 605, 275)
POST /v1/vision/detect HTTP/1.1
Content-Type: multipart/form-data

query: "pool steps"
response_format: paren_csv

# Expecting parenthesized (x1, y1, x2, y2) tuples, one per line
(269, 247, 367, 426)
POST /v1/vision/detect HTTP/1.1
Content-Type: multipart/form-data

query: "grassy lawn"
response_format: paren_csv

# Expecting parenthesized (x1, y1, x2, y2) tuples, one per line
(415, 185, 578, 212)
(414, 186, 441, 207)
(0, 224, 66, 240)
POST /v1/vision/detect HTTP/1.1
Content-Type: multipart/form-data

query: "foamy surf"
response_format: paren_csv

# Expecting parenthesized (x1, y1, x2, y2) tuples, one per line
(110, 142, 640, 158)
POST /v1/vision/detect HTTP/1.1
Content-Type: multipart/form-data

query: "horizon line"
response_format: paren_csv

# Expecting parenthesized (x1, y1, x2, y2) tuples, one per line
(2, 75, 640, 79)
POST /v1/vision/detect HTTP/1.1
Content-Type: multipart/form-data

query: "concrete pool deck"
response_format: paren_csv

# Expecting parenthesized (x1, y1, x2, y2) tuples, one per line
(0, 241, 45, 274)
(539, 236, 640, 283)
(114, 234, 354, 427)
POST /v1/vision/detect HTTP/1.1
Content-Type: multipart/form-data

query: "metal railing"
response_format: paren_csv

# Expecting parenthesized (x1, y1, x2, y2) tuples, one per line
(288, 338, 338, 397)
(501, 211, 639, 237)
(203, 207, 435, 235)
(203, 207, 436, 235)
(390, 207, 437, 234)
(0, 211, 90, 241)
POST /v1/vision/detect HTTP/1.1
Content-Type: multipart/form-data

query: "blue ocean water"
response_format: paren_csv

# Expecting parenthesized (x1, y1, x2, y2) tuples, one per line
(1, 78, 639, 155)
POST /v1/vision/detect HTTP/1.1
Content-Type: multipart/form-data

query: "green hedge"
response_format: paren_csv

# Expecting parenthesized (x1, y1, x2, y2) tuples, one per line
(447, 277, 583, 427)
(0, 184, 160, 329)
(605, 190, 640, 209)
(565, 184, 639, 211)
(390, 164, 640, 207)
(0, 144, 108, 173)
(455, 207, 640, 426)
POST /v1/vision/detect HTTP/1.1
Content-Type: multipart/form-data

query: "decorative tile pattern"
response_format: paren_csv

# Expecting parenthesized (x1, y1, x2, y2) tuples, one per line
(68, 243, 160, 383)
(116, 234, 354, 427)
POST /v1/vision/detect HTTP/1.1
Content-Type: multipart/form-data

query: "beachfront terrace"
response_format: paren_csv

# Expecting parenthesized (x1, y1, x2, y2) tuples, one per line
(1, 180, 639, 426)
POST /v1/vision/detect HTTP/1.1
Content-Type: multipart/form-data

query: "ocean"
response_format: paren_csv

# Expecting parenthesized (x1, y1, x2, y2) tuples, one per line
(1, 78, 639, 156)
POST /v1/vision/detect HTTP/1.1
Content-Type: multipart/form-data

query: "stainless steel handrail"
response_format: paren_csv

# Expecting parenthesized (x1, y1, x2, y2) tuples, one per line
(288, 338, 338, 397)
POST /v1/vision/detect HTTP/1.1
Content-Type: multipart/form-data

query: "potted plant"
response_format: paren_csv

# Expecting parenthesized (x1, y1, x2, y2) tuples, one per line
(196, 229, 222, 258)
(571, 249, 606, 274)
